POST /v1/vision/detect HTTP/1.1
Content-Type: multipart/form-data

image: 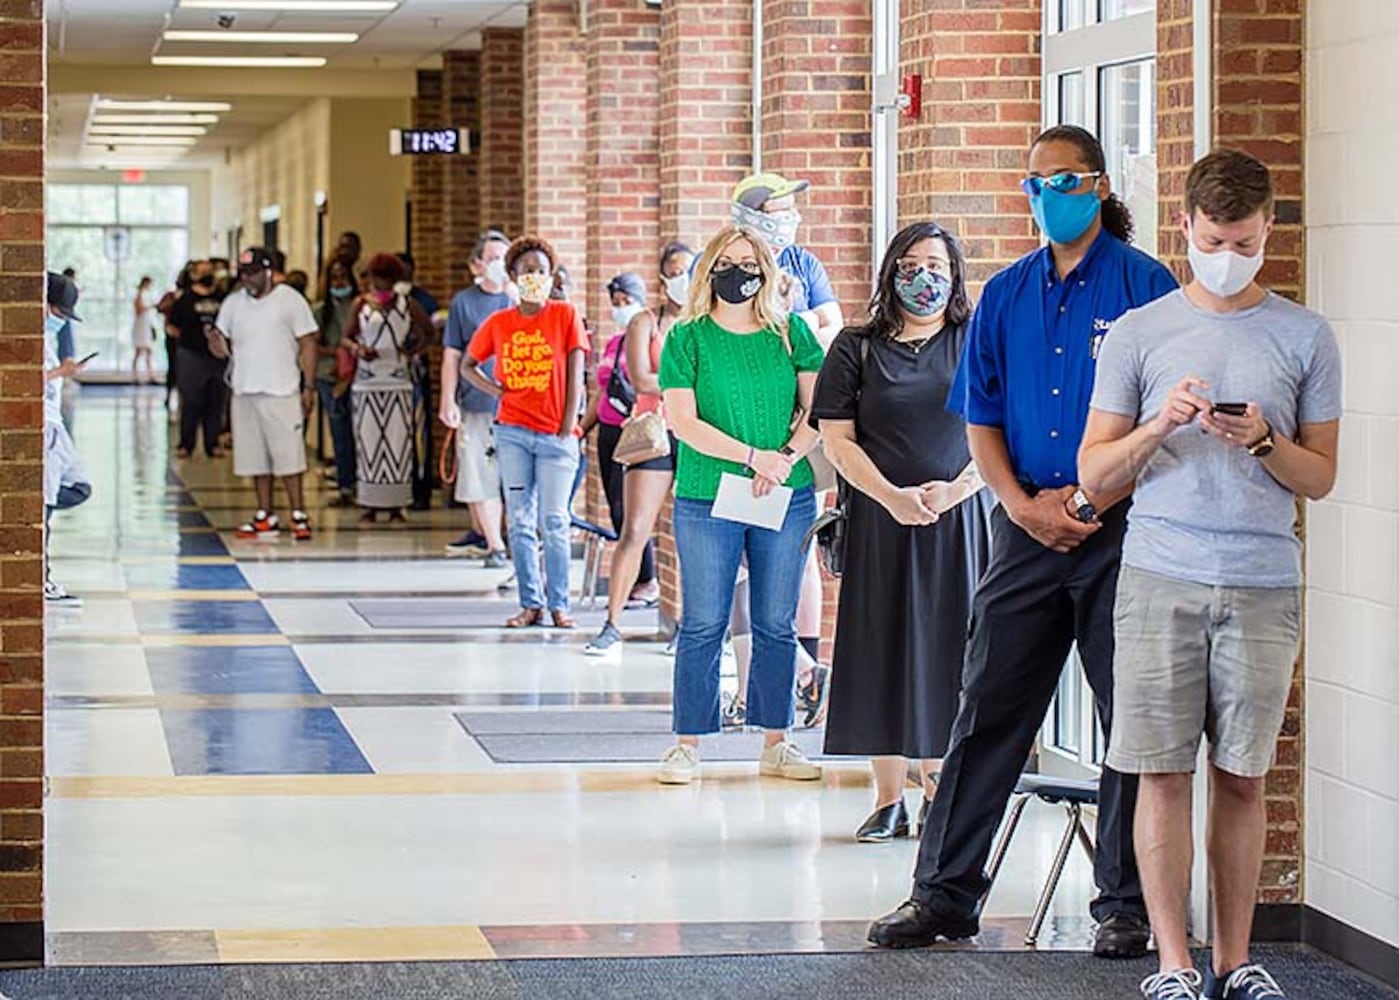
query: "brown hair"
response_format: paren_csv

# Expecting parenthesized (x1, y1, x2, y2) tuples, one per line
(1185, 148, 1274, 223)
(505, 235, 557, 276)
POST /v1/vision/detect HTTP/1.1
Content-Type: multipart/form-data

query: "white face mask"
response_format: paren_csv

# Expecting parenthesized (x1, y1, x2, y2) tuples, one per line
(662, 271, 690, 305)
(611, 301, 643, 330)
(483, 258, 508, 287)
(1187, 221, 1266, 299)
(393, 280, 412, 297)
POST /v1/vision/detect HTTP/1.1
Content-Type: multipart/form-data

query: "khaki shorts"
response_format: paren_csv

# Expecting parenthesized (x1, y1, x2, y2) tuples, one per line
(1106, 564, 1301, 779)
(232, 393, 308, 478)
(454, 409, 502, 504)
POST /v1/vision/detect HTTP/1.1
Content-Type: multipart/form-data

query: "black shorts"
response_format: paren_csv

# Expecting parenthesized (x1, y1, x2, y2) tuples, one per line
(625, 432, 678, 473)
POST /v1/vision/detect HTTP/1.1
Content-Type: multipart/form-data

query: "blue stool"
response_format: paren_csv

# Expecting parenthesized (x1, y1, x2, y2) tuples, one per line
(983, 773, 1099, 946)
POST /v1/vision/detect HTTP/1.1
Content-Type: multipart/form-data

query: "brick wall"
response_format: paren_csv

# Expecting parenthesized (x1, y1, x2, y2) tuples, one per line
(410, 69, 448, 305)
(0, 0, 45, 954)
(523, 1, 588, 294)
(479, 28, 526, 238)
(898, 1, 1043, 288)
(1155, 0, 1195, 278)
(443, 50, 482, 293)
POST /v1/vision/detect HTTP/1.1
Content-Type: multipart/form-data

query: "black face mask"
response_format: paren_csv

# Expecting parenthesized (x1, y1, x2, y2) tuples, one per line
(712, 265, 764, 305)
(194, 278, 215, 293)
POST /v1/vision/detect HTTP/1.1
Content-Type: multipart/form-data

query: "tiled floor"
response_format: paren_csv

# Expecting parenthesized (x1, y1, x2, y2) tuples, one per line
(45, 386, 1103, 966)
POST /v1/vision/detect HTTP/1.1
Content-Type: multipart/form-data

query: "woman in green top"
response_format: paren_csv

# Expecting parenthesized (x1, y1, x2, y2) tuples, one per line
(656, 224, 824, 786)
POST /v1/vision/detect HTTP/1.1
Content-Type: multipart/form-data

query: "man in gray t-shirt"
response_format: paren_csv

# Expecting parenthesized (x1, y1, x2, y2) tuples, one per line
(1079, 150, 1341, 1000)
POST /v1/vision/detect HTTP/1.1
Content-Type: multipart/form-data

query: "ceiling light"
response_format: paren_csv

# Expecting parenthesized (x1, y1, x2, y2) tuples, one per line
(178, 1, 397, 10)
(90, 125, 209, 137)
(87, 137, 199, 147)
(93, 114, 219, 125)
(151, 56, 327, 68)
(97, 100, 233, 113)
(163, 30, 358, 44)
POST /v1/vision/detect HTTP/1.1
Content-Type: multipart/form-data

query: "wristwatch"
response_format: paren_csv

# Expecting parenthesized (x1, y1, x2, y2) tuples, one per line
(779, 444, 796, 457)
(1070, 488, 1098, 524)
(1246, 422, 1276, 458)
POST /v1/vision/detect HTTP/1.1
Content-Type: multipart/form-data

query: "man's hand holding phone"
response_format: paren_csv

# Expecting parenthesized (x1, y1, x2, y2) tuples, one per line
(1150, 377, 1211, 436)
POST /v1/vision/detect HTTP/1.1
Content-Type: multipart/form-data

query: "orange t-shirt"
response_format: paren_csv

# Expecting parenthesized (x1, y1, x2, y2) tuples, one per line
(468, 300, 590, 435)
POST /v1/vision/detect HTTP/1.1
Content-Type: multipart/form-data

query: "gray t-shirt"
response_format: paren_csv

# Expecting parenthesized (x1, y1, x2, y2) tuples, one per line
(445, 284, 513, 413)
(1091, 289, 1342, 588)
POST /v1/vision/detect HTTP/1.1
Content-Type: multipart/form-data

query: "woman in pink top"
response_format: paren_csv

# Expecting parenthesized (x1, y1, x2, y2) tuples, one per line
(585, 243, 694, 656)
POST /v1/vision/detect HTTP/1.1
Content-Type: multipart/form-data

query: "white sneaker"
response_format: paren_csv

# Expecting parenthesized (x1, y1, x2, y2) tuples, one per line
(658, 743, 699, 785)
(44, 580, 83, 608)
(759, 741, 822, 781)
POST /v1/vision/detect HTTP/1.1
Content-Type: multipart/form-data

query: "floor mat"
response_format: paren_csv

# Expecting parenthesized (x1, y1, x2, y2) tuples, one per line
(349, 598, 655, 630)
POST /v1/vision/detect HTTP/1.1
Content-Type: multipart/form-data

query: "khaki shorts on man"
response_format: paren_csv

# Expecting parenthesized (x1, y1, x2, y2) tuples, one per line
(232, 393, 307, 478)
(454, 409, 501, 504)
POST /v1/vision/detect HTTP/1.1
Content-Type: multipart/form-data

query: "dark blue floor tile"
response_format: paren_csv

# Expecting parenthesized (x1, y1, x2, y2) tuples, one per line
(124, 563, 250, 591)
(160, 708, 372, 775)
(146, 646, 319, 695)
(134, 600, 278, 635)
(177, 533, 229, 557)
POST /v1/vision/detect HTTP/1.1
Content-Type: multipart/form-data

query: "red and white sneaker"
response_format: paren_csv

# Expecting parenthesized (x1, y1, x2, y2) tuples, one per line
(236, 511, 280, 539)
(290, 510, 313, 541)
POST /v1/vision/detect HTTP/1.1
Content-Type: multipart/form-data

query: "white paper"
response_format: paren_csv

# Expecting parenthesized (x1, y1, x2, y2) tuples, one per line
(712, 472, 793, 531)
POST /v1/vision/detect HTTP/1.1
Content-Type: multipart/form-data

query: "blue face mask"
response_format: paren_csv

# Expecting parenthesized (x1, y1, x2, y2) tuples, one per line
(44, 313, 65, 337)
(329, 285, 354, 299)
(894, 268, 952, 318)
(1028, 186, 1102, 245)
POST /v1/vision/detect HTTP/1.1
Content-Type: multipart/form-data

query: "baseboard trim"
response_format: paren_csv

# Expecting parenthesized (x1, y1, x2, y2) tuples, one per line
(1251, 903, 1397, 989)
(0, 921, 43, 964)
(1251, 903, 1303, 942)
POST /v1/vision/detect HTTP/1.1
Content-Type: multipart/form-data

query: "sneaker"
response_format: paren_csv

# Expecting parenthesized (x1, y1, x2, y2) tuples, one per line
(482, 549, 509, 570)
(759, 740, 822, 781)
(1203, 964, 1285, 1000)
(584, 621, 623, 656)
(290, 510, 312, 541)
(445, 531, 489, 557)
(662, 634, 678, 657)
(43, 580, 83, 608)
(1141, 970, 1203, 1000)
(658, 743, 699, 785)
(720, 690, 746, 729)
(796, 663, 830, 728)
(236, 511, 279, 539)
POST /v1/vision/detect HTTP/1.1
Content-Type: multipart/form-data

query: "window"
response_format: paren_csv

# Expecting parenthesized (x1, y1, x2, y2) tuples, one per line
(46, 184, 191, 373)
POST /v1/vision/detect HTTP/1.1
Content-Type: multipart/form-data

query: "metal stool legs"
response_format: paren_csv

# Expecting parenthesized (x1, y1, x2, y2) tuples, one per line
(984, 792, 1098, 946)
(580, 533, 605, 607)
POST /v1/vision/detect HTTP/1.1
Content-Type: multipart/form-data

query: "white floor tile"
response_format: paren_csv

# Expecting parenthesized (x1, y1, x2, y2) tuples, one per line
(336, 707, 496, 773)
(46, 646, 152, 698)
(45, 708, 173, 777)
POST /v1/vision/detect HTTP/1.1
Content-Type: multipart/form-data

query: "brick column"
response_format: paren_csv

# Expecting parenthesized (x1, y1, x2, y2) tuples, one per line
(0, 0, 45, 960)
(443, 50, 481, 292)
(523, 1, 587, 291)
(759, 0, 874, 312)
(1155, 0, 1306, 908)
(410, 69, 448, 305)
(898, 2, 1043, 288)
(479, 27, 526, 237)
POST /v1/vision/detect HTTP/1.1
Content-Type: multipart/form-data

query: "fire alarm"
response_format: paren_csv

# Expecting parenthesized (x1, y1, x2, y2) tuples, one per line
(900, 74, 922, 119)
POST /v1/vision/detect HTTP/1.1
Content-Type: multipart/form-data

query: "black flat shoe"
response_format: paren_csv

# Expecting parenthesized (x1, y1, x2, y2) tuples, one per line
(867, 899, 980, 949)
(856, 800, 910, 843)
(1092, 912, 1151, 959)
(917, 796, 932, 835)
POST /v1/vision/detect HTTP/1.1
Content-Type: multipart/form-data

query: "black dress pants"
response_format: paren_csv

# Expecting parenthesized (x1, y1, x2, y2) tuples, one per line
(176, 348, 227, 456)
(911, 502, 1144, 923)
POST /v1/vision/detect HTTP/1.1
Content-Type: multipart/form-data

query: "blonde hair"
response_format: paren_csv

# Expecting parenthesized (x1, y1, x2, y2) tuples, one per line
(681, 224, 791, 351)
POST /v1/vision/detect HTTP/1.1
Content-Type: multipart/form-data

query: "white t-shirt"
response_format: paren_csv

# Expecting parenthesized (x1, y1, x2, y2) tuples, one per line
(215, 285, 318, 396)
(43, 336, 63, 425)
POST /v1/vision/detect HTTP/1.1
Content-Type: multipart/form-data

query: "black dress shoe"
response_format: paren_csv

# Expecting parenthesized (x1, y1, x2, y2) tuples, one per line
(917, 796, 932, 834)
(855, 800, 910, 843)
(1092, 912, 1151, 959)
(867, 899, 980, 949)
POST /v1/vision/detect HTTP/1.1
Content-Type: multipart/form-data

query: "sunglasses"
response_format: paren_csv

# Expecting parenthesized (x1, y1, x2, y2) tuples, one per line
(1019, 171, 1103, 197)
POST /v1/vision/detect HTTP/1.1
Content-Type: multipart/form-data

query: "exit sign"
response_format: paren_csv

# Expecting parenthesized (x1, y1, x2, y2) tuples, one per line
(389, 127, 469, 156)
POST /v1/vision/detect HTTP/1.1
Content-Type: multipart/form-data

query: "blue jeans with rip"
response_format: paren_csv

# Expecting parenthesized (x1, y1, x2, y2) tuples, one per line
(671, 486, 815, 735)
(494, 421, 580, 612)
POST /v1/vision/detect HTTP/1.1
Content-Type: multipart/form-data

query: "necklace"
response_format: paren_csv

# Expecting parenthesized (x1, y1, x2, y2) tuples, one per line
(895, 319, 944, 353)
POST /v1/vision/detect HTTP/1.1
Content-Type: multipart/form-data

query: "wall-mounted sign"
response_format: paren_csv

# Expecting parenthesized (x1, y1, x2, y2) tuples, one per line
(389, 127, 469, 156)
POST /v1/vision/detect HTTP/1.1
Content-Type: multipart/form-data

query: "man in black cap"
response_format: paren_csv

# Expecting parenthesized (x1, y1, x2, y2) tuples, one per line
(43, 272, 93, 606)
(209, 247, 320, 541)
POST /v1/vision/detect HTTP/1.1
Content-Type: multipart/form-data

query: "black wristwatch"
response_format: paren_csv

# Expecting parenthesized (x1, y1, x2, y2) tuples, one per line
(1070, 488, 1098, 524)
(779, 444, 796, 457)
(1246, 422, 1276, 458)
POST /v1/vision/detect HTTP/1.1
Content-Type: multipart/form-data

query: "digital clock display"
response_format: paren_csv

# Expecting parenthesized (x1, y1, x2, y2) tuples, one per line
(389, 128, 468, 156)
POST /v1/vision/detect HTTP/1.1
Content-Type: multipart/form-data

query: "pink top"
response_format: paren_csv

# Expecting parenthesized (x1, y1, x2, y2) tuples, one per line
(594, 333, 630, 428)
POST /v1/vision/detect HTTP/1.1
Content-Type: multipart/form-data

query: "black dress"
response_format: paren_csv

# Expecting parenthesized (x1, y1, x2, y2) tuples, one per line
(811, 326, 993, 759)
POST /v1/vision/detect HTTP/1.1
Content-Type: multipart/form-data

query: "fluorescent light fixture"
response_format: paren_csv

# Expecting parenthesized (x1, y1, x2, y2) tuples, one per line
(87, 136, 198, 147)
(97, 100, 233, 113)
(92, 114, 219, 125)
(152, 56, 327, 68)
(179, 1, 397, 10)
(90, 125, 209, 137)
(163, 30, 358, 44)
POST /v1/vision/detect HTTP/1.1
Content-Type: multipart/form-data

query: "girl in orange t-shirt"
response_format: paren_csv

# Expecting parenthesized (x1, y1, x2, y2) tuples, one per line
(463, 236, 589, 628)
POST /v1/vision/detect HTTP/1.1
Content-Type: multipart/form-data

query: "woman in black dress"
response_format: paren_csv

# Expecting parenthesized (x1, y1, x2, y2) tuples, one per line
(811, 221, 993, 843)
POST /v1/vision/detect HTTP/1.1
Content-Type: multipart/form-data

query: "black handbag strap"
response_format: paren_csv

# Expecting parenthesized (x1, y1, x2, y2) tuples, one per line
(834, 335, 871, 509)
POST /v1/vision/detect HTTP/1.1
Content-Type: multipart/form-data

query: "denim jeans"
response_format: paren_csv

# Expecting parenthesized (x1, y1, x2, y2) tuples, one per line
(671, 486, 815, 734)
(494, 421, 580, 612)
(318, 378, 356, 493)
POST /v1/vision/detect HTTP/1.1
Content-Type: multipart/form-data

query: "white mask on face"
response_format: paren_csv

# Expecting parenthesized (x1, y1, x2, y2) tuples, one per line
(662, 271, 691, 305)
(1187, 221, 1266, 298)
(611, 302, 643, 330)
(484, 258, 508, 287)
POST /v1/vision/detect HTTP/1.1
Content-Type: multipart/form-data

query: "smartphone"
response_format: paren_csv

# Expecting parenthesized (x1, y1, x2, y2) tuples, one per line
(77, 351, 99, 366)
(1211, 402, 1248, 417)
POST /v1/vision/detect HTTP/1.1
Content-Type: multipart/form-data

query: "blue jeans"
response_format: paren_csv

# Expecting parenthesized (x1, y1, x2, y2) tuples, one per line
(318, 378, 356, 493)
(672, 486, 815, 735)
(495, 422, 580, 612)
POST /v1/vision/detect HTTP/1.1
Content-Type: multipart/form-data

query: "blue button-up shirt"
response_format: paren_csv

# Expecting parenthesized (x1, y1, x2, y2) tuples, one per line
(950, 228, 1177, 489)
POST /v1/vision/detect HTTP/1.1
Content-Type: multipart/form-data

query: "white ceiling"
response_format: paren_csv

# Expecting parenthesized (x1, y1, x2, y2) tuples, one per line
(46, 0, 530, 169)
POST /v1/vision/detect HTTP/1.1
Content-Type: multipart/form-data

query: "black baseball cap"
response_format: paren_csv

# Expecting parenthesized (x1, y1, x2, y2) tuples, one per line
(46, 271, 81, 321)
(237, 246, 275, 272)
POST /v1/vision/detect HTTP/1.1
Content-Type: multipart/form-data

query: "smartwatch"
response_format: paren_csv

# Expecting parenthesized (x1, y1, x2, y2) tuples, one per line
(1070, 489, 1098, 524)
(1246, 422, 1276, 458)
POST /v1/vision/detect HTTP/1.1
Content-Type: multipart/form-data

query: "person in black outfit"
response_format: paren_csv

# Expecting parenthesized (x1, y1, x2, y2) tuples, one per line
(167, 259, 229, 458)
(812, 222, 993, 844)
(868, 126, 1178, 958)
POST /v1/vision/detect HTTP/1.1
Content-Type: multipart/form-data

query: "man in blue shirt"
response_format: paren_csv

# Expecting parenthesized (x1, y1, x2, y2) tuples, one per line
(869, 125, 1177, 958)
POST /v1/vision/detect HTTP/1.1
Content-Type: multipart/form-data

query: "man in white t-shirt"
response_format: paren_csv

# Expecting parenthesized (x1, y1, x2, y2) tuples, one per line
(210, 247, 319, 540)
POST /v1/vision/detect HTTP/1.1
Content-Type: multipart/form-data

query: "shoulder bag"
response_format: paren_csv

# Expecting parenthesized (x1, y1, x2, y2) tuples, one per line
(802, 336, 869, 577)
